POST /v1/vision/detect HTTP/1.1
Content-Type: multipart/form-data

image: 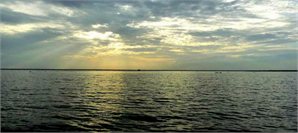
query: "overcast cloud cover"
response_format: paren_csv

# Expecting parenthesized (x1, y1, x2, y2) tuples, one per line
(1, 0, 297, 69)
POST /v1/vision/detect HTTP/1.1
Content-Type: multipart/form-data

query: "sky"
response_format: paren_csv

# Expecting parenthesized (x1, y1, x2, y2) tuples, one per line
(0, 0, 297, 70)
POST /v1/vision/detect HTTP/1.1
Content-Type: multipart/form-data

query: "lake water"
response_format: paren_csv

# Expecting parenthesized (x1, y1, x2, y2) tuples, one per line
(1, 70, 297, 132)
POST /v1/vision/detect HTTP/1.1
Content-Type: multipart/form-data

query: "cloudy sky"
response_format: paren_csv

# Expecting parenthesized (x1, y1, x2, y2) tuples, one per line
(1, 0, 297, 70)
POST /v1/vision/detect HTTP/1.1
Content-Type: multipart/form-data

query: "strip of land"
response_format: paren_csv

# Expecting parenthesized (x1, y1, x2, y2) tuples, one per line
(0, 68, 297, 72)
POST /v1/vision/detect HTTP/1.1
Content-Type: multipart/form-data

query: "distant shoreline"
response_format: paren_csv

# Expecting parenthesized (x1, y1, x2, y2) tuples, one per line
(0, 68, 297, 72)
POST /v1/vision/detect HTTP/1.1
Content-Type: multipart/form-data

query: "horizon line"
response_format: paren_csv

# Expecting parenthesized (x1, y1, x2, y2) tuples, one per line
(0, 68, 297, 72)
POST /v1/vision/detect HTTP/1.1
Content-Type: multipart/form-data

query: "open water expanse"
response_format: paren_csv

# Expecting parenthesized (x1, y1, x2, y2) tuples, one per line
(1, 70, 297, 132)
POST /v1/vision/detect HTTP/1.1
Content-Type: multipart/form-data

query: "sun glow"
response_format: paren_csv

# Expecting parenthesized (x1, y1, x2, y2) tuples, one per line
(74, 31, 119, 41)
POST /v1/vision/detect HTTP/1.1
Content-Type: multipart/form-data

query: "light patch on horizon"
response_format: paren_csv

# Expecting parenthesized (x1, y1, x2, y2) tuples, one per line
(62, 52, 174, 69)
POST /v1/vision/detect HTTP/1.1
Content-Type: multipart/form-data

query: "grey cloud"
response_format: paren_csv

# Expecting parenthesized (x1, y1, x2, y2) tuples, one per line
(2, 28, 64, 51)
(246, 33, 277, 41)
(141, 0, 252, 19)
(0, 9, 45, 24)
(44, 0, 89, 8)
(123, 47, 158, 52)
(114, 26, 150, 45)
(190, 28, 243, 37)
(257, 38, 297, 45)
(245, 32, 297, 45)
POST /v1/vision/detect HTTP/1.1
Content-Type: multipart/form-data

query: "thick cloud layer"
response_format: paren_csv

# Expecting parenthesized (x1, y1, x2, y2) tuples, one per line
(1, 0, 297, 69)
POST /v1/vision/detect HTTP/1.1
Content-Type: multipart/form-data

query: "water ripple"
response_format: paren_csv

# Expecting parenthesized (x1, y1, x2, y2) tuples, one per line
(1, 71, 297, 132)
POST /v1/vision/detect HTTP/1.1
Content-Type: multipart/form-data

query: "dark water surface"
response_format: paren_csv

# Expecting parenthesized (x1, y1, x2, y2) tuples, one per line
(1, 70, 297, 132)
